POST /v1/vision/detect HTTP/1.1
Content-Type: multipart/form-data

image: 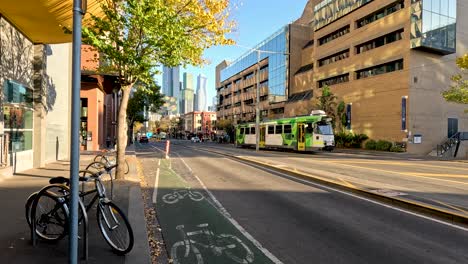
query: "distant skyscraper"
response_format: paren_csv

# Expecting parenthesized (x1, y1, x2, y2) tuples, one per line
(181, 73, 194, 114)
(196, 74, 207, 112)
(193, 93, 199, 112)
(162, 66, 180, 108)
(212, 96, 218, 109)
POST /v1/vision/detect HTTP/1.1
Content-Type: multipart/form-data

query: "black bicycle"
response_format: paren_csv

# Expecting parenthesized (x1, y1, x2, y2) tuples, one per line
(25, 163, 134, 255)
(94, 149, 129, 175)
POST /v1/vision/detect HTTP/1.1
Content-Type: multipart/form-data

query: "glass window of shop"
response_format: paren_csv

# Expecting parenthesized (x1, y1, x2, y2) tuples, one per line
(3, 80, 34, 152)
(410, 0, 456, 54)
(220, 26, 289, 104)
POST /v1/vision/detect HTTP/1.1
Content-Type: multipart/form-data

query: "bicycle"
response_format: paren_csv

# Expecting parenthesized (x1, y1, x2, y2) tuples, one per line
(170, 223, 254, 264)
(94, 149, 129, 175)
(25, 163, 134, 255)
(162, 189, 204, 204)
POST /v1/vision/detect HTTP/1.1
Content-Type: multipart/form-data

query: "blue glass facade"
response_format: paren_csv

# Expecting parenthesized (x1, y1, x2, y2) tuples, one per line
(220, 26, 289, 103)
(410, 0, 457, 54)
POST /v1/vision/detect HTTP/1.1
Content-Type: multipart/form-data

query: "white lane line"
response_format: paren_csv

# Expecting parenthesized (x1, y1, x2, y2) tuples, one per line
(243, 161, 468, 233)
(152, 159, 161, 204)
(172, 151, 284, 264)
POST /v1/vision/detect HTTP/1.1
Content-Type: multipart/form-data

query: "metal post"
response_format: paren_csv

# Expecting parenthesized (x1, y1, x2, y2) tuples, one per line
(255, 50, 260, 152)
(69, 0, 84, 263)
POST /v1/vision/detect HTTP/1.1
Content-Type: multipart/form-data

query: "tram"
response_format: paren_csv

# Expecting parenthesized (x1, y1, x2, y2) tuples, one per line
(235, 110, 335, 151)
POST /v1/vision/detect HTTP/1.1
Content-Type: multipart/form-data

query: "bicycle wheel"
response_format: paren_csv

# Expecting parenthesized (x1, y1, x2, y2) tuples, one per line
(25, 192, 37, 228)
(218, 234, 254, 264)
(31, 191, 68, 241)
(94, 155, 109, 165)
(162, 192, 180, 204)
(97, 201, 134, 255)
(188, 191, 204, 202)
(171, 241, 204, 264)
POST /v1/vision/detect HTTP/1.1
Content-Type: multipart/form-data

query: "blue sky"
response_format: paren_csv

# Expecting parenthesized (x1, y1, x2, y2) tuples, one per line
(156, 0, 308, 107)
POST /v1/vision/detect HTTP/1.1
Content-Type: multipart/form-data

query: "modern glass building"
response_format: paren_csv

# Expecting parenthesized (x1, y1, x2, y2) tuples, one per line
(220, 26, 289, 104)
(410, 0, 457, 54)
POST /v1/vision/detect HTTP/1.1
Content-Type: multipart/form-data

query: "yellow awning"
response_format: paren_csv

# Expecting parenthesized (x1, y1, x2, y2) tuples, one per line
(0, 0, 102, 44)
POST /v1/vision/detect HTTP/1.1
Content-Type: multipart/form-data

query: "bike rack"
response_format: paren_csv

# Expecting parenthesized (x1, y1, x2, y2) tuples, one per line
(30, 184, 89, 261)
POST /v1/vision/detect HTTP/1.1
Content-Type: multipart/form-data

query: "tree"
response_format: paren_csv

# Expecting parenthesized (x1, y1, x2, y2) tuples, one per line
(216, 119, 235, 142)
(127, 81, 164, 142)
(83, 0, 235, 178)
(442, 54, 468, 104)
(336, 101, 347, 132)
(315, 85, 338, 127)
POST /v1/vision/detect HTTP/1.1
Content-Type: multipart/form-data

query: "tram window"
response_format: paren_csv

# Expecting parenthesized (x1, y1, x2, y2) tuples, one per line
(306, 123, 314, 133)
(245, 128, 250, 135)
(284, 125, 292, 134)
(268, 125, 275, 134)
(275, 125, 282, 134)
(251, 127, 256, 134)
(240, 128, 245, 134)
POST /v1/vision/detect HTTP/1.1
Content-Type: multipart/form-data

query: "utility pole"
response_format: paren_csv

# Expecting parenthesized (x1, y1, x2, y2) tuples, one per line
(255, 50, 260, 152)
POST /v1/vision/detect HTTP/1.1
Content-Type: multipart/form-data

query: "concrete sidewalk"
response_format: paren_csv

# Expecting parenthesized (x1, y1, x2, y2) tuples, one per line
(0, 147, 151, 264)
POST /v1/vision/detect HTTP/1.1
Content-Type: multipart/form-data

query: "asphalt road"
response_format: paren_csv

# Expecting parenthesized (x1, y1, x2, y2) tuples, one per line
(136, 141, 468, 264)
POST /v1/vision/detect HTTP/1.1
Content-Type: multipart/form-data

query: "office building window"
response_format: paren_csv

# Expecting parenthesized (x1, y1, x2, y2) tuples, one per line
(318, 25, 350, 46)
(318, 49, 350, 67)
(295, 63, 314, 75)
(356, 29, 404, 54)
(318, 73, 350, 88)
(3, 80, 34, 152)
(356, 59, 403, 79)
(245, 72, 254, 80)
(410, 0, 457, 54)
(357, 1, 404, 28)
(314, 0, 373, 30)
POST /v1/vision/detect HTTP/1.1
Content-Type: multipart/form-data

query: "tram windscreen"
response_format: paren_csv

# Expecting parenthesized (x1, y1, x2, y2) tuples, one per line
(317, 123, 333, 135)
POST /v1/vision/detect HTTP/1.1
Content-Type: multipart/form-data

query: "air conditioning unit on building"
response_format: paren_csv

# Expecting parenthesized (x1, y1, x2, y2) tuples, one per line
(310, 110, 326, 116)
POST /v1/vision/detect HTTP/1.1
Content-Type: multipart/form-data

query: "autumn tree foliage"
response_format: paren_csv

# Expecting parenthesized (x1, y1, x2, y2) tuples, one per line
(83, 0, 235, 178)
(442, 54, 468, 104)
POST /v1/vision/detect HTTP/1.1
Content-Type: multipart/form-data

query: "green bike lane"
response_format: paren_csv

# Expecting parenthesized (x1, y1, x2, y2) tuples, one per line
(155, 158, 278, 264)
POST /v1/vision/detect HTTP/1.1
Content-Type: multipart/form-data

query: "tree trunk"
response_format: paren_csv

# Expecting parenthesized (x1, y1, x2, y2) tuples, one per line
(116, 85, 132, 179)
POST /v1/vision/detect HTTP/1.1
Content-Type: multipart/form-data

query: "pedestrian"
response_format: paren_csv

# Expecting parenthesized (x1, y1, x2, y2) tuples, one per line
(106, 136, 111, 148)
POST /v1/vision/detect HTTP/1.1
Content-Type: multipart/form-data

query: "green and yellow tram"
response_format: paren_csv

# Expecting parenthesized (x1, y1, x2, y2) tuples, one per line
(235, 111, 335, 151)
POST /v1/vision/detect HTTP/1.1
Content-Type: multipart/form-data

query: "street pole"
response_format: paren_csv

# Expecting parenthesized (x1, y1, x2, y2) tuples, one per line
(69, 0, 85, 263)
(255, 50, 260, 152)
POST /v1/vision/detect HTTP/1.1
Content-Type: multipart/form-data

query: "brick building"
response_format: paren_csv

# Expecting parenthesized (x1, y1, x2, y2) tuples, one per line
(216, 0, 468, 156)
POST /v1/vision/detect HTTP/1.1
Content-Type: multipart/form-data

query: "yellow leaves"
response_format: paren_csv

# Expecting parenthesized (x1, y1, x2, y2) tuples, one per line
(456, 53, 468, 70)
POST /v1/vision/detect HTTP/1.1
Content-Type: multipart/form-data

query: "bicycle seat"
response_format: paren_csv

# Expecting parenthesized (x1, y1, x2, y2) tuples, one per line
(49, 176, 88, 185)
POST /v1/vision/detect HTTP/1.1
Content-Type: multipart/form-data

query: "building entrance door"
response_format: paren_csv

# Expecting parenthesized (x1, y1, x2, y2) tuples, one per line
(297, 123, 305, 151)
(260, 126, 266, 148)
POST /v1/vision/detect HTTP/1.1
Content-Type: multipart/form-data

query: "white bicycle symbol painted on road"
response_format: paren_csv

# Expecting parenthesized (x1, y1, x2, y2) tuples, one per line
(171, 223, 254, 264)
(162, 189, 204, 204)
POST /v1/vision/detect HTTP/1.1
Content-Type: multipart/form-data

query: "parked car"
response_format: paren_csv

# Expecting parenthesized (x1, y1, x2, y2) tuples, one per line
(139, 135, 149, 143)
(191, 137, 201, 143)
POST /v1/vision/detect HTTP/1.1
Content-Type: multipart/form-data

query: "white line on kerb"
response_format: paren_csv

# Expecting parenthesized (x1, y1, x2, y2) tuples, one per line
(152, 159, 161, 204)
(173, 152, 284, 264)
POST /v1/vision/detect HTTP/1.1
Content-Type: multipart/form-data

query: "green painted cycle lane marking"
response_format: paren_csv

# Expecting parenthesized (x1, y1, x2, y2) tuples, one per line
(156, 159, 276, 264)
